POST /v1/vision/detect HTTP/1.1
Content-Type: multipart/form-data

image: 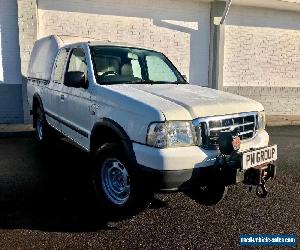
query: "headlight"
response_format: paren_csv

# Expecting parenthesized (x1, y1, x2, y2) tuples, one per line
(257, 111, 266, 130)
(147, 121, 196, 148)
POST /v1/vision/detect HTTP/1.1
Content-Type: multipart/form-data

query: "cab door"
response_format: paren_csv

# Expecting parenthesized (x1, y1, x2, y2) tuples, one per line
(44, 48, 69, 132)
(60, 47, 92, 149)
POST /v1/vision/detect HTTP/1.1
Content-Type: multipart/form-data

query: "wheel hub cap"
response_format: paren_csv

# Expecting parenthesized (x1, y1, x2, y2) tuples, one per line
(36, 117, 43, 140)
(101, 158, 130, 205)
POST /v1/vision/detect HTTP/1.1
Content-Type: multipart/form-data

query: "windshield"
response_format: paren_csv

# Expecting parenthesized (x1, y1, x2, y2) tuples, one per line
(90, 46, 186, 85)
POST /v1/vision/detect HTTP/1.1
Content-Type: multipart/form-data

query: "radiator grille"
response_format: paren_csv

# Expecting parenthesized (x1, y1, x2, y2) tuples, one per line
(193, 112, 258, 148)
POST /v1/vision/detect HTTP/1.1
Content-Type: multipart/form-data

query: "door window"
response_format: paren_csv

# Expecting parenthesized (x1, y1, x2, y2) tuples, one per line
(66, 48, 87, 76)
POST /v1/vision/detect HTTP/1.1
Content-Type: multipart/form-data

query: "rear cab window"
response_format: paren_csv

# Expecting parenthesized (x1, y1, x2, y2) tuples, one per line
(52, 48, 69, 84)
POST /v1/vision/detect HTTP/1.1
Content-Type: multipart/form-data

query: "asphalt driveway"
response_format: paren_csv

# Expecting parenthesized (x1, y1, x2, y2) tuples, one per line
(0, 126, 299, 249)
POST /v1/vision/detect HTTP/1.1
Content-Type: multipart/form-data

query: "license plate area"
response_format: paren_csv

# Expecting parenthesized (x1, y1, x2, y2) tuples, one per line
(242, 145, 277, 170)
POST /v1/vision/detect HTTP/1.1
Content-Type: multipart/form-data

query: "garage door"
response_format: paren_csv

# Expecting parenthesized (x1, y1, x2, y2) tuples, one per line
(37, 0, 210, 85)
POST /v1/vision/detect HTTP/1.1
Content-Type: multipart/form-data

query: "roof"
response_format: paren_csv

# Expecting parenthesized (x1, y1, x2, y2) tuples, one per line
(56, 35, 154, 51)
(28, 34, 159, 81)
(221, 0, 300, 12)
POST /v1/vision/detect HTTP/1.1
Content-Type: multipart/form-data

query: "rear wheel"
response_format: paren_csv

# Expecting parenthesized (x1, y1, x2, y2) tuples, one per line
(34, 106, 52, 144)
(93, 143, 153, 216)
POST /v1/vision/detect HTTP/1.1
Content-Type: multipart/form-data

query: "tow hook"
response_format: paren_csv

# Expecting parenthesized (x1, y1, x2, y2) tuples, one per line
(244, 163, 276, 198)
(256, 179, 268, 198)
(216, 130, 277, 198)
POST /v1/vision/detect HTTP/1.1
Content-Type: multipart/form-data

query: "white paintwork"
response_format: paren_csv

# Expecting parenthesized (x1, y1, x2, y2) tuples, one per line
(110, 84, 264, 120)
(28, 38, 269, 173)
(133, 130, 269, 171)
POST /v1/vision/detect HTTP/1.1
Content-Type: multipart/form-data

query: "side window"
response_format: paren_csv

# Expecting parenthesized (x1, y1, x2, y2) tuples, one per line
(146, 55, 177, 82)
(131, 59, 142, 78)
(52, 49, 68, 84)
(66, 48, 87, 75)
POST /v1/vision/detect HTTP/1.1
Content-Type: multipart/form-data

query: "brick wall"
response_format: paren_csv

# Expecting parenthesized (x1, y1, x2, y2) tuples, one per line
(223, 6, 300, 115)
(17, 0, 38, 76)
(224, 25, 300, 87)
(37, 0, 210, 85)
(223, 86, 300, 116)
(17, 0, 38, 123)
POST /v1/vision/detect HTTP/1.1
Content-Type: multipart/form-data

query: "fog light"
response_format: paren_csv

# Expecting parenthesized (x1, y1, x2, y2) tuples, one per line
(218, 130, 241, 155)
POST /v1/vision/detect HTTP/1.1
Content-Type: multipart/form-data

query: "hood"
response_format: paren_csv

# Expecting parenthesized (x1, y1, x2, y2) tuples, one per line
(107, 84, 264, 120)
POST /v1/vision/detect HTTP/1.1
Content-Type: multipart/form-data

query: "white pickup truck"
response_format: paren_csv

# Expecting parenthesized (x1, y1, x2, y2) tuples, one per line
(27, 35, 277, 214)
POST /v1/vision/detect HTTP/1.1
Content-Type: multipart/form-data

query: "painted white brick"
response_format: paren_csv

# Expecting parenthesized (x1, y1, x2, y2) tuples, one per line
(223, 6, 300, 88)
(222, 6, 300, 116)
(17, 0, 38, 76)
(224, 86, 300, 116)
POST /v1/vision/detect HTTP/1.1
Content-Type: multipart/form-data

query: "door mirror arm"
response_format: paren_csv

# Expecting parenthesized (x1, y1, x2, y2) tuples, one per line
(64, 71, 87, 88)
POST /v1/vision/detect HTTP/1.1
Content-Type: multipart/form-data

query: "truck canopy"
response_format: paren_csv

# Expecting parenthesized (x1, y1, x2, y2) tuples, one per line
(28, 35, 95, 81)
(28, 35, 63, 81)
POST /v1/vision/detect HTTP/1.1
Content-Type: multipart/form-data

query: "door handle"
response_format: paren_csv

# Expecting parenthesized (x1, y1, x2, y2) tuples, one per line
(89, 103, 100, 115)
(61, 94, 65, 101)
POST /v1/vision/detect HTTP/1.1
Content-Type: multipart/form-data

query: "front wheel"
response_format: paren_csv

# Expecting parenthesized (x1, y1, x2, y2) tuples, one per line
(188, 183, 228, 206)
(93, 143, 153, 216)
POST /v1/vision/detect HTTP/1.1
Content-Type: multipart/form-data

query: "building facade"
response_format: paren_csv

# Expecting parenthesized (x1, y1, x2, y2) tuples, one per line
(0, 0, 299, 123)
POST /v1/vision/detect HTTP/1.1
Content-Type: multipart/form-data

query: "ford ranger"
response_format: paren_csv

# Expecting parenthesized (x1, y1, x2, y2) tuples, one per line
(27, 35, 277, 214)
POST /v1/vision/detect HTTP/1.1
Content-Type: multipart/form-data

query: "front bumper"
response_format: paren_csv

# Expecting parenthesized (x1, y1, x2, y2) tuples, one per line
(133, 130, 269, 171)
(132, 130, 271, 191)
(137, 161, 276, 192)
(137, 166, 199, 192)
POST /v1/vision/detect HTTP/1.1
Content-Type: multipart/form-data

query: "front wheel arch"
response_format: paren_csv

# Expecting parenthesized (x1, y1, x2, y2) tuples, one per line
(90, 119, 138, 167)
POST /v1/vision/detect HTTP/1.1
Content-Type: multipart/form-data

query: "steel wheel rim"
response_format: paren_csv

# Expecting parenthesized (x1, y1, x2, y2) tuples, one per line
(101, 158, 130, 206)
(36, 116, 43, 140)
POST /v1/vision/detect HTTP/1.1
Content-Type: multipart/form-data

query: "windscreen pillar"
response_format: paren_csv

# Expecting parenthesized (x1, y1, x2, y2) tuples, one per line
(209, 0, 227, 90)
(17, 0, 38, 123)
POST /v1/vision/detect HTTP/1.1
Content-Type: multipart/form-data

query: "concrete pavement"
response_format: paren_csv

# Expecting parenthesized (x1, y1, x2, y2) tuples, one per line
(0, 126, 299, 249)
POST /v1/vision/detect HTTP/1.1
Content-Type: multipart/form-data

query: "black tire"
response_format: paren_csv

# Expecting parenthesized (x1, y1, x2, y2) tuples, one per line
(188, 183, 228, 206)
(92, 143, 153, 217)
(34, 106, 52, 144)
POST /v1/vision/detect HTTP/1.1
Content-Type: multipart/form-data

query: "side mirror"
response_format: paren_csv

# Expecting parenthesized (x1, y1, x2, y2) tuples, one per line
(64, 71, 87, 88)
